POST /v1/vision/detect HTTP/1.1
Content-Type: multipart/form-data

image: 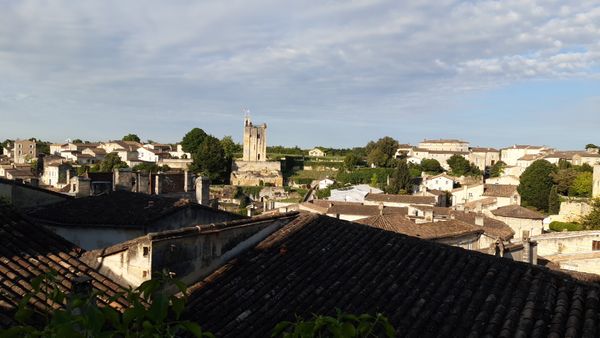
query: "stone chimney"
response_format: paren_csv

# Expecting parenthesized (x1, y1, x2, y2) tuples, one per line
(424, 209, 433, 222)
(378, 203, 384, 215)
(475, 213, 484, 226)
(246, 205, 253, 217)
(522, 231, 537, 265)
(154, 174, 162, 195)
(195, 176, 210, 206)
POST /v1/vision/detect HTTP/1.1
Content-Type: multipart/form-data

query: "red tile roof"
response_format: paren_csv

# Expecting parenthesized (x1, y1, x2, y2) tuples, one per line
(491, 205, 545, 220)
(365, 194, 436, 205)
(483, 184, 519, 198)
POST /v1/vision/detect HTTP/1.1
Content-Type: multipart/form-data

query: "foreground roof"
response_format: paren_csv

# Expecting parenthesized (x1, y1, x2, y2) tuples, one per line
(0, 206, 129, 328)
(26, 190, 242, 227)
(358, 216, 483, 240)
(185, 213, 600, 337)
(491, 205, 545, 220)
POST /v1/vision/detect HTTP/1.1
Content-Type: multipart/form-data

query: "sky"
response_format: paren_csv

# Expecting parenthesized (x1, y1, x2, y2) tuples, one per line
(0, 0, 599, 150)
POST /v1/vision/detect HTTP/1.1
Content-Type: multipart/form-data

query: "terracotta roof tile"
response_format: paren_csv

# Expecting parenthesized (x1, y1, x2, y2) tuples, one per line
(491, 205, 545, 220)
(0, 206, 129, 327)
(483, 184, 519, 198)
(365, 194, 436, 205)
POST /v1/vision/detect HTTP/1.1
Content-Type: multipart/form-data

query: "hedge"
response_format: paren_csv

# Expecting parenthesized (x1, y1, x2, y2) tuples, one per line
(549, 221, 583, 232)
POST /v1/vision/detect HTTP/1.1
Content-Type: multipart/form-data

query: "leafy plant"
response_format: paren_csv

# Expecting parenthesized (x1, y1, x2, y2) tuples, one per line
(272, 310, 396, 338)
(1, 271, 213, 338)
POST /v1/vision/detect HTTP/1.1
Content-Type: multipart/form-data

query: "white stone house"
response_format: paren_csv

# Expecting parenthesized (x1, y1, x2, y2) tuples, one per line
(309, 148, 326, 157)
(422, 173, 456, 192)
(490, 205, 544, 240)
(451, 184, 484, 206)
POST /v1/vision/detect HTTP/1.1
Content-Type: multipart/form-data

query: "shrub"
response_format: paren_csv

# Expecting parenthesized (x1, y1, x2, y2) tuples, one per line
(549, 221, 583, 232)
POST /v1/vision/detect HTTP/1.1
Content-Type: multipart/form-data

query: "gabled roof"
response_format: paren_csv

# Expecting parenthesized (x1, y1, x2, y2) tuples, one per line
(26, 190, 243, 228)
(185, 213, 600, 337)
(425, 173, 456, 181)
(358, 216, 483, 240)
(327, 204, 407, 216)
(483, 184, 519, 198)
(364, 193, 436, 205)
(491, 205, 545, 220)
(450, 210, 515, 240)
(0, 206, 129, 327)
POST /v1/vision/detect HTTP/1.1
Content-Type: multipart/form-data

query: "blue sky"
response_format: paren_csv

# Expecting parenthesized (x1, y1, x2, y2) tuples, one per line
(0, 0, 599, 149)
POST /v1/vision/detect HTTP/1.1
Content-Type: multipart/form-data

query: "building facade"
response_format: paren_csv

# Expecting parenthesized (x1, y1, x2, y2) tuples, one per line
(242, 116, 267, 162)
(13, 139, 36, 164)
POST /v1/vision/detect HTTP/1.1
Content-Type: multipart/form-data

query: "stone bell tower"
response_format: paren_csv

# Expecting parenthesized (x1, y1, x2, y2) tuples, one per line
(242, 115, 267, 162)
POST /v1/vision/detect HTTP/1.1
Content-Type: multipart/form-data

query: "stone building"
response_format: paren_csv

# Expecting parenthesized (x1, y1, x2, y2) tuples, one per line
(230, 116, 283, 186)
(12, 139, 36, 164)
(594, 165, 600, 198)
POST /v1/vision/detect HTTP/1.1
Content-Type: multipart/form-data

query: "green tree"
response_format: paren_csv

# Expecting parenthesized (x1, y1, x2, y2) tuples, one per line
(344, 153, 362, 170)
(220, 136, 241, 159)
(365, 137, 399, 168)
(557, 159, 572, 170)
(578, 163, 594, 173)
(122, 134, 141, 142)
(272, 311, 395, 337)
(386, 160, 411, 194)
(370, 173, 379, 188)
(581, 198, 600, 230)
(445, 155, 482, 177)
(489, 161, 506, 177)
(518, 159, 557, 212)
(551, 168, 578, 195)
(99, 153, 128, 172)
(548, 185, 560, 214)
(190, 135, 226, 182)
(420, 159, 444, 174)
(569, 172, 593, 197)
(181, 128, 208, 154)
(72, 138, 83, 144)
(133, 163, 171, 173)
(585, 144, 599, 150)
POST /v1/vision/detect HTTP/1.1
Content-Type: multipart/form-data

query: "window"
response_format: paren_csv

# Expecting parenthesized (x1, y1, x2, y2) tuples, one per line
(593, 241, 600, 251)
(143, 246, 150, 256)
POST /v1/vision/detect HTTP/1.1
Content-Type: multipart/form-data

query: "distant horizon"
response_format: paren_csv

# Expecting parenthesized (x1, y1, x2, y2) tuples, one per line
(1, 1, 598, 150)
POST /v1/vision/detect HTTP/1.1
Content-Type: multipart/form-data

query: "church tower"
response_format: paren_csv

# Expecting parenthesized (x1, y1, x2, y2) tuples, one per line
(242, 115, 267, 162)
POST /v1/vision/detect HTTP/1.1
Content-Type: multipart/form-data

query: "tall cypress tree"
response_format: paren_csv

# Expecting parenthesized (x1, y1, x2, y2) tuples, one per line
(548, 185, 560, 214)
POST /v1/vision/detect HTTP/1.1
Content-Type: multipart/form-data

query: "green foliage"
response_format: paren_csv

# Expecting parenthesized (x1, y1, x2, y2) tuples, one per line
(133, 163, 171, 173)
(267, 146, 305, 156)
(272, 310, 395, 338)
(557, 159, 572, 170)
(99, 153, 128, 172)
(122, 134, 141, 143)
(370, 174, 379, 188)
(447, 155, 481, 177)
(578, 163, 594, 173)
(569, 172, 593, 197)
(343, 153, 362, 170)
(365, 137, 399, 168)
(294, 177, 314, 185)
(585, 144, 598, 150)
(220, 136, 241, 159)
(189, 135, 227, 182)
(548, 185, 560, 214)
(551, 168, 578, 195)
(581, 198, 600, 230)
(386, 161, 411, 194)
(72, 139, 83, 144)
(33, 139, 50, 155)
(549, 221, 583, 232)
(181, 128, 208, 154)
(518, 160, 558, 212)
(337, 168, 394, 186)
(1, 271, 213, 338)
(489, 161, 506, 178)
(419, 159, 444, 175)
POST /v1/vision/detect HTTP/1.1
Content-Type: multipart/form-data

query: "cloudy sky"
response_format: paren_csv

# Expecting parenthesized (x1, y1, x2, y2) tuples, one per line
(0, 0, 599, 149)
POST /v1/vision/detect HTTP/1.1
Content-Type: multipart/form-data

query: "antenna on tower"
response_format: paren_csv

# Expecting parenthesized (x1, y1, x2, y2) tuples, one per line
(243, 108, 251, 126)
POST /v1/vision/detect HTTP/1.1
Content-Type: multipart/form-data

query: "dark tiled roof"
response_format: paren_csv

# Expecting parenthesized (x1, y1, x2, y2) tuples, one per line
(483, 184, 519, 198)
(26, 190, 242, 227)
(0, 206, 129, 327)
(421, 139, 468, 144)
(355, 213, 416, 233)
(491, 205, 545, 220)
(470, 147, 499, 152)
(0, 177, 73, 200)
(185, 214, 600, 337)
(365, 194, 436, 205)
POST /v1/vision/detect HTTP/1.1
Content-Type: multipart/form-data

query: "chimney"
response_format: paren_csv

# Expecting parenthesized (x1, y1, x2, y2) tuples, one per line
(154, 174, 162, 195)
(195, 176, 210, 206)
(184, 170, 189, 192)
(475, 213, 484, 226)
(424, 209, 433, 222)
(378, 203, 384, 215)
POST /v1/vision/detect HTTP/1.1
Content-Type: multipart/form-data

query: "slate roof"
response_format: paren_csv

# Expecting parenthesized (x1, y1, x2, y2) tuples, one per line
(491, 205, 545, 220)
(26, 190, 243, 227)
(0, 206, 129, 328)
(365, 193, 437, 205)
(483, 184, 519, 198)
(185, 213, 600, 337)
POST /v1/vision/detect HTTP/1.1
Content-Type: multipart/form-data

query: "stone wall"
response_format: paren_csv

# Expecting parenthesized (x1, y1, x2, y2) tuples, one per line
(594, 165, 600, 198)
(230, 160, 283, 187)
(532, 231, 600, 256)
(0, 178, 70, 209)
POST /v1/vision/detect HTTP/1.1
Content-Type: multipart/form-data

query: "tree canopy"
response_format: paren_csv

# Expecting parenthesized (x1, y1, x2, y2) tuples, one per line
(386, 160, 412, 194)
(99, 153, 128, 172)
(220, 136, 241, 159)
(122, 134, 141, 143)
(581, 198, 600, 230)
(343, 153, 362, 170)
(181, 128, 208, 154)
(420, 159, 445, 175)
(489, 161, 506, 178)
(569, 172, 593, 197)
(548, 185, 560, 214)
(447, 155, 481, 177)
(189, 135, 227, 182)
(132, 163, 170, 173)
(518, 159, 557, 212)
(585, 143, 598, 150)
(365, 137, 399, 168)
